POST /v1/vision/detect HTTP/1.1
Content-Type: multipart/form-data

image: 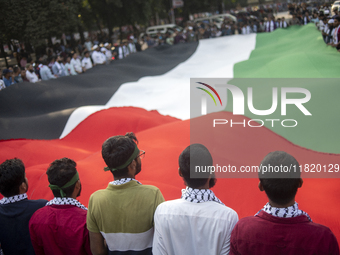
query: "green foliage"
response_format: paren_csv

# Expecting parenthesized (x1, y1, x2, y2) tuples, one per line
(0, 0, 81, 45)
(25, 0, 80, 44)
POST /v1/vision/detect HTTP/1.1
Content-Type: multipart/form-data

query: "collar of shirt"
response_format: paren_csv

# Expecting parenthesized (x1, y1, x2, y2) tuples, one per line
(255, 202, 312, 222)
(109, 178, 142, 186)
(46, 197, 87, 210)
(0, 193, 28, 205)
(181, 187, 224, 205)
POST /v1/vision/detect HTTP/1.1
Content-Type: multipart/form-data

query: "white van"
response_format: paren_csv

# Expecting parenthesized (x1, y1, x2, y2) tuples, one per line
(193, 14, 236, 29)
(144, 24, 183, 38)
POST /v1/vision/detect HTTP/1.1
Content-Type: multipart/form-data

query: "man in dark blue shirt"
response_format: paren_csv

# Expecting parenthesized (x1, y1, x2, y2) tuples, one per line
(0, 158, 47, 254)
(2, 69, 14, 87)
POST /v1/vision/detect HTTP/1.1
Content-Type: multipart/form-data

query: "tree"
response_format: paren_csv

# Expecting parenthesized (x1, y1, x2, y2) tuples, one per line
(25, 0, 81, 45)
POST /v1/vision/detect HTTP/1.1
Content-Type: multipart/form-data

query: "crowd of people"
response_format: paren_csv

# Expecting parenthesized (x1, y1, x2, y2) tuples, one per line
(313, 5, 340, 51)
(0, 40, 138, 91)
(1, 2, 339, 91)
(0, 132, 339, 254)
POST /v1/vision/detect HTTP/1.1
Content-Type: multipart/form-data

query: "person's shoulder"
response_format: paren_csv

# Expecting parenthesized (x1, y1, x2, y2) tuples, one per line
(307, 221, 338, 238)
(138, 184, 162, 192)
(28, 199, 48, 206)
(90, 187, 110, 198)
(235, 215, 257, 225)
(156, 199, 182, 208)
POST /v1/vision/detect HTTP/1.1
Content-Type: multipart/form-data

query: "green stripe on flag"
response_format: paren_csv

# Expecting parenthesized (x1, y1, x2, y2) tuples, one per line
(232, 25, 340, 154)
(234, 24, 340, 78)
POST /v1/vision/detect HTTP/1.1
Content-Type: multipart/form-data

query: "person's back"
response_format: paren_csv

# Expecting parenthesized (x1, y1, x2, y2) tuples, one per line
(230, 151, 339, 255)
(231, 210, 339, 255)
(88, 180, 163, 253)
(154, 198, 237, 255)
(29, 158, 91, 255)
(29, 202, 89, 254)
(0, 159, 47, 254)
(87, 133, 165, 255)
(153, 144, 238, 255)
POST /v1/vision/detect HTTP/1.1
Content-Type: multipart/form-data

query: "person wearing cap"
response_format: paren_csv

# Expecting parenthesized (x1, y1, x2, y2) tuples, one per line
(2, 69, 15, 87)
(230, 151, 339, 255)
(87, 132, 165, 255)
(100, 47, 109, 64)
(104, 43, 113, 63)
(29, 158, 91, 255)
(91, 45, 105, 65)
(327, 18, 336, 45)
(153, 144, 238, 255)
(0, 158, 47, 254)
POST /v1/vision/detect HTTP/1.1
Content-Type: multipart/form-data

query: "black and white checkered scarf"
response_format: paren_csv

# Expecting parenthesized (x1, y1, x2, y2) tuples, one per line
(0, 193, 27, 205)
(46, 197, 87, 211)
(109, 178, 142, 186)
(181, 187, 224, 205)
(256, 202, 312, 222)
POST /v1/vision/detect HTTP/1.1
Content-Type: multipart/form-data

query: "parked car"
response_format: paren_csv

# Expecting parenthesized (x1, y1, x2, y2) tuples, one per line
(140, 24, 183, 39)
(194, 14, 237, 29)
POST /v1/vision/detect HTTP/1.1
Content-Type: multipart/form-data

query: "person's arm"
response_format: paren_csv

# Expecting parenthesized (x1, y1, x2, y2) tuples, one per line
(152, 207, 168, 255)
(89, 231, 107, 255)
(29, 219, 46, 255)
(47, 67, 57, 79)
(221, 212, 239, 255)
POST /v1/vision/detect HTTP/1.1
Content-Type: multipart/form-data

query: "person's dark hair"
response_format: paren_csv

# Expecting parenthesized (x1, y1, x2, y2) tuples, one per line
(335, 16, 340, 22)
(0, 158, 26, 197)
(102, 132, 138, 178)
(179, 144, 213, 189)
(13, 66, 20, 74)
(258, 151, 301, 205)
(46, 158, 78, 197)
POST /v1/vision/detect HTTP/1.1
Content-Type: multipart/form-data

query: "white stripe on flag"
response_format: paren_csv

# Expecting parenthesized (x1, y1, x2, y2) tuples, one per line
(60, 34, 256, 138)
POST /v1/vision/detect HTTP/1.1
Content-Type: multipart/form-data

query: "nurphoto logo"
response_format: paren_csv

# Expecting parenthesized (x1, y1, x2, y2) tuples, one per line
(194, 79, 312, 128)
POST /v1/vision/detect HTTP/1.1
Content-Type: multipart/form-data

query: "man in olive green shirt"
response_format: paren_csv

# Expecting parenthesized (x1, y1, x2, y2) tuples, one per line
(87, 132, 165, 255)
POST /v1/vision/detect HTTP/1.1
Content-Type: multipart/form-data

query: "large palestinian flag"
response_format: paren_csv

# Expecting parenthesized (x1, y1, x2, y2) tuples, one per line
(1, 24, 340, 243)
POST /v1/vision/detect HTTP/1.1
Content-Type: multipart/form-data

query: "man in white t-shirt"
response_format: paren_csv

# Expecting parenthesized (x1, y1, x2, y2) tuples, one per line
(103, 43, 112, 63)
(153, 144, 238, 255)
(70, 53, 84, 74)
(25, 64, 39, 83)
(81, 51, 93, 71)
(91, 45, 105, 65)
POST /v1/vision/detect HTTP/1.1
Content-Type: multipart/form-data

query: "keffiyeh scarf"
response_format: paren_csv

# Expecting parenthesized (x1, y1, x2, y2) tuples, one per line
(46, 197, 87, 210)
(256, 202, 312, 222)
(181, 187, 224, 205)
(0, 193, 27, 205)
(109, 178, 142, 186)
